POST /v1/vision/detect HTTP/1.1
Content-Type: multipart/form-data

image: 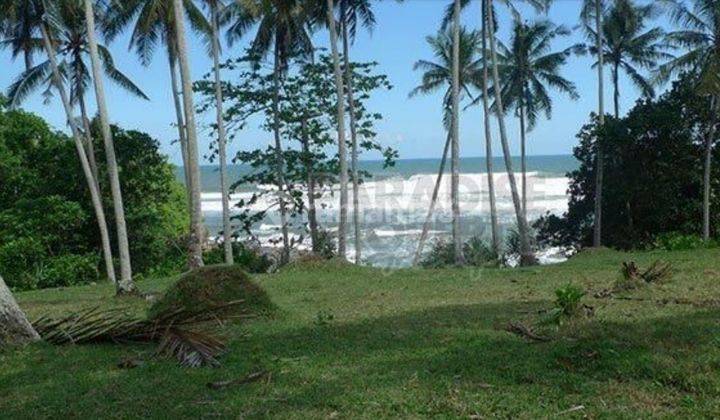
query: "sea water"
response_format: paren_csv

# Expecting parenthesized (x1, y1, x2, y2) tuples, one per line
(178, 155, 578, 267)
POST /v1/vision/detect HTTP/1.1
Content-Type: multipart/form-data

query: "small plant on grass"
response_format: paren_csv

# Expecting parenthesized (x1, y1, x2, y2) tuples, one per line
(544, 284, 586, 326)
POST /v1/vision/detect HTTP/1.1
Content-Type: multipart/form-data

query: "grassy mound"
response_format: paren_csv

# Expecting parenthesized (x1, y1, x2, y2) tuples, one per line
(148, 265, 274, 320)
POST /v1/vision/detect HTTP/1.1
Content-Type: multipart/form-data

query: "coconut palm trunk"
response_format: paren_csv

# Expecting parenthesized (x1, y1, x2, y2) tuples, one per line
(486, 0, 535, 265)
(451, 0, 464, 265)
(481, 0, 500, 255)
(78, 95, 101, 189)
(271, 48, 291, 265)
(326, 0, 349, 259)
(703, 95, 718, 241)
(0, 274, 40, 347)
(173, 0, 205, 268)
(612, 63, 620, 118)
(39, 24, 117, 285)
(210, 2, 234, 265)
(168, 51, 191, 202)
(413, 131, 452, 265)
(594, 0, 605, 247)
(520, 101, 527, 219)
(84, 0, 136, 294)
(340, 9, 362, 264)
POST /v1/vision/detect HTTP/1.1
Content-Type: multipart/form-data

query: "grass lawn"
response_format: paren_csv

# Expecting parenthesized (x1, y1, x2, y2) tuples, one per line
(2, 248, 720, 418)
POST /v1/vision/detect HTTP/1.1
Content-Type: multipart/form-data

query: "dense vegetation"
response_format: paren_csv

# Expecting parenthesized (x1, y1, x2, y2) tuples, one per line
(536, 74, 720, 250)
(0, 106, 188, 290)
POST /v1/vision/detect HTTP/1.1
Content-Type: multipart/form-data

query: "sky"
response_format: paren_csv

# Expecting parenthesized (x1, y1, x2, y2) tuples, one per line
(0, 0, 673, 164)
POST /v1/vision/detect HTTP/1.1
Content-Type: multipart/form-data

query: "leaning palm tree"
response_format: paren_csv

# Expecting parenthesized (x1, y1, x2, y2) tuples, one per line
(102, 0, 212, 211)
(226, 0, 313, 264)
(409, 27, 483, 264)
(485, 0, 546, 265)
(658, 0, 720, 241)
(495, 20, 579, 219)
(173, 0, 206, 268)
(583, 0, 671, 118)
(83, 0, 137, 294)
(0, 274, 40, 347)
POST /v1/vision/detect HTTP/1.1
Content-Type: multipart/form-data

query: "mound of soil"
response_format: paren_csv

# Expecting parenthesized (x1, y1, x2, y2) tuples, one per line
(148, 265, 275, 320)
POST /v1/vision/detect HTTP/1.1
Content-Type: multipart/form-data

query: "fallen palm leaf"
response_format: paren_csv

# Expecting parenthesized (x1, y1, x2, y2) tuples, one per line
(504, 321, 551, 342)
(207, 370, 270, 389)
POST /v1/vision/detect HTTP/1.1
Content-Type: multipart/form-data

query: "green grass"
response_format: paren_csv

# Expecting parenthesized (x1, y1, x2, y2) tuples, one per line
(2, 248, 720, 418)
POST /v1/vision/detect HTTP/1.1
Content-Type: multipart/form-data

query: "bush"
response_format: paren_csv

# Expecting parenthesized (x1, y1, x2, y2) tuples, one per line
(148, 265, 275, 320)
(654, 232, 717, 251)
(313, 229, 337, 260)
(36, 253, 100, 289)
(203, 242, 273, 273)
(544, 284, 586, 326)
(420, 236, 498, 268)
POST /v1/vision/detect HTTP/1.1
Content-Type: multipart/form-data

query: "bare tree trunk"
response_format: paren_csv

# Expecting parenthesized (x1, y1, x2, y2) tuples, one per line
(613, 63, 620, 118)
(413, 131, 451, 266)
(481, 0, 500, 255)
(84, 0, 136, 295)
(272, 50, 291, 265)
(486, 0, 535, 266)
(341, 14, 362, 264)
(210, 3, 234, 265)
(703, 95, 718, 241)
(520, 102, 527, 220)
(40, 25, 117, 287)
(451, 0, 464, 265)
(301, 118, 320, 252)
(327, 0, 349, 259)
(79, 94, 116, 285)
(0, 274, 40, 347)
(594, 0, 605, 248)
(173, 0, 205, 269)
(168, 51, 191, 209)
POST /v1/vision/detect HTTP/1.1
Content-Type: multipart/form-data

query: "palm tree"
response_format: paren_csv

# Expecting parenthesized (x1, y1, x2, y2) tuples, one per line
(583, 0, 670, 118)
(173, 0, 205, 268)
(495, 20, 579, 219)
(581, 0, 606, 247)
(658, 0, 720, 241)
(83, 0, 137, 294)
(202, 0, 234, 265)
(102, 0, 212, 213)
(485, 0, 543, 266)
(0, 274, 40, 346)
(227, 0, 313, 264)
(336, 0, 375, 264)
(410, 27, 483, 264)
(0, 0, 43, 70)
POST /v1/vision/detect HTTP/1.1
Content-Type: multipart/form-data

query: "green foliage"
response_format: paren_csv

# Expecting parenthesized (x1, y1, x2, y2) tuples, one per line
(654, 232, 718, 251)
(203, 242, 273, 274)
(0, 108, 188, 289)
(536, 74, 720, 249)
(420, 236, 498, 268)
(544, 283, 586, 326)
(148, 265, 275, 320)
(313, 229, 337, 260)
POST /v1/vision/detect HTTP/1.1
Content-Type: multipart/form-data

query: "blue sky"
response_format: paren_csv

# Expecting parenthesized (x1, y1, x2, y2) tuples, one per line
(0, 0, 672, 164)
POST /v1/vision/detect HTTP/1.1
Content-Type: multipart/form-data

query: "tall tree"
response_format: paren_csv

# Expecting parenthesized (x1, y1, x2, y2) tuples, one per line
(495, 19, 579, 219)
(584, 0, 670, 118)
(485, 0, 538, 265)
(658, 0, 720, 241)
(204, 0, 234, 264)
(0, 274, 40, 347)
(450, 0, 464, 264)
(0, 0, 43, 70)
(103, 0, 212, 215)
(84, 0, 136, 294)
(173, 0, 205, 268)
(410, 27, 483, 264)
(226, 0, 313, 264)
(326, 0, 349, 259)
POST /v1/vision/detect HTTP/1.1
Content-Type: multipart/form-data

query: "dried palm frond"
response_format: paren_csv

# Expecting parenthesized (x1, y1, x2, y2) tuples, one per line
(622, 260, 673, 284)
(32, 301, 246, 367)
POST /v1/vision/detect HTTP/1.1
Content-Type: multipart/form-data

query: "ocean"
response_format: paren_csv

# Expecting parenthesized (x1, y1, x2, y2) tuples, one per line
(177, 154, 578, 267)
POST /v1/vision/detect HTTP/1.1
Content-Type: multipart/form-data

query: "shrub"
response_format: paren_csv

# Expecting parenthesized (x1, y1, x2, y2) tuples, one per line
(203, 242, 273, 273)
(420, 236, 498, 268)
(544, 284, 586, 326)
(36, 253, 100, 289)
(313, 229, 336, 259)
(148, 265, 275, 320)
(654, 232, 717, 251)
